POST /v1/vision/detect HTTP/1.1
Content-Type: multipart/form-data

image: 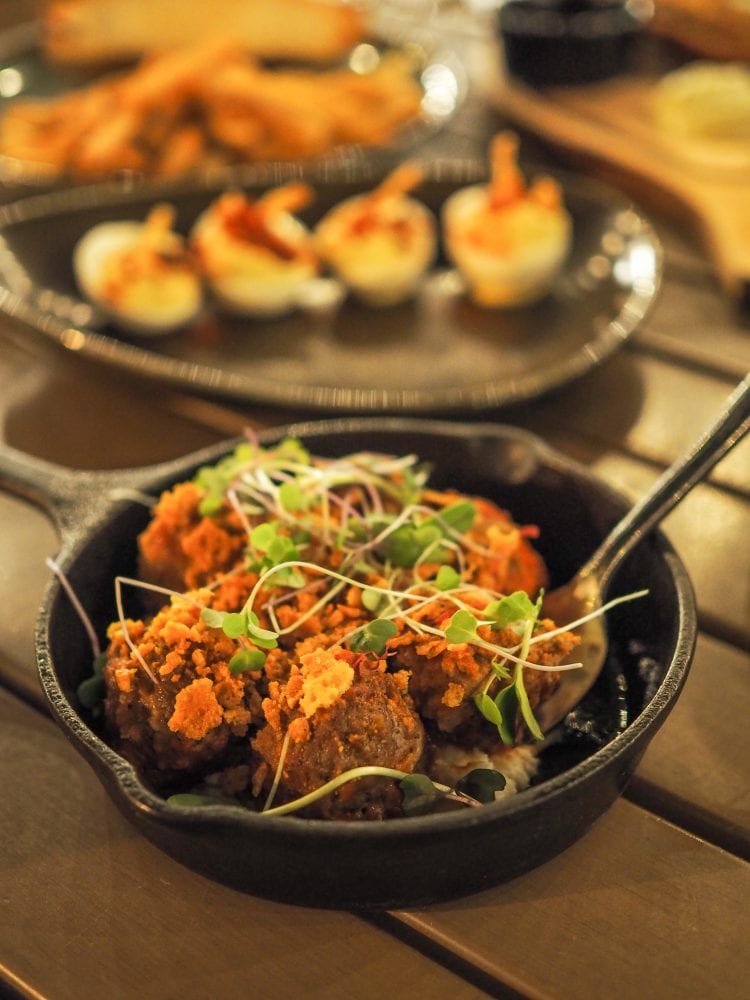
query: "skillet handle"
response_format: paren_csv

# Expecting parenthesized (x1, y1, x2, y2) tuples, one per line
(0, 443, 119, 545)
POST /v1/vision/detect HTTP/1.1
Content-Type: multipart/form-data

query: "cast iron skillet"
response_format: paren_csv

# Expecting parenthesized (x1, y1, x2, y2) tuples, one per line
(0, 417, 696, 909)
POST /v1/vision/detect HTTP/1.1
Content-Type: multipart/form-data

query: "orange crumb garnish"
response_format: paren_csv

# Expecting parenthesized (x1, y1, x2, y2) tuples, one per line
(168, 677, 223, 740)
(298, 647, 355, 718)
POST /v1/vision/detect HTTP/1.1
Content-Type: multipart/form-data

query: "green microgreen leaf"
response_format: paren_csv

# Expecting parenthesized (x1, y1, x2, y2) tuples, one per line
(445, 609, 480, 644)
(249, 522, 304, 588)
(362, 587, 385, 613)
(76, 652, 107, 715)
(166, 793, 232, 807)
(267, 535, 297, 564)
(514, 663, 543, 741)
(484, 590, 537, 631)
(490, 657, 512, 682)
(434, 565, 461, 591)
(222, 611, 249, 638)
(349, 618, 398, 655)
(455, 768, 506, 803)
(77, 673, 105, 709)
(475, 690, 503, 729)
(229, 648, 266, 674)
(379, 503, 474, 569)
(274, 437, 310, 465)
(245, 610, 279, 649)
(200, 607, 225, 629)
(197, 494, 224, 517)
(268, 565, 307, 589)
(250, 522, 277, 551)
(494, 682, 519, 745)
(195, 442, 256, 516)
(278, 480, 307, 512)
(399, 773, 446, 816)
(200, 607, 278, 649)
(401, 462, 431, 503)
(426, 500, 476, 536)
(382, 523, 434, 568)
(475, 678, 517, 745)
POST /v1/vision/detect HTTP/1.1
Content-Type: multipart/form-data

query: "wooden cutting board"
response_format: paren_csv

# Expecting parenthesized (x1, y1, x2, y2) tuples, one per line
(491, 71, 750, 303)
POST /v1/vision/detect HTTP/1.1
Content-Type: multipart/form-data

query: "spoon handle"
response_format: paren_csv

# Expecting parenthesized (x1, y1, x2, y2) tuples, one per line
(585, 372, 750, 591)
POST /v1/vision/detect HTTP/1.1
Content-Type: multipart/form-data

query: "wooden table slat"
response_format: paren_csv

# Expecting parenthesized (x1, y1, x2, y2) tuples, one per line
(388, 799, 750, 1000)
(0, 688, 491, 1000)
(627, 632, 750, 859)
(508, 351, 750, 497)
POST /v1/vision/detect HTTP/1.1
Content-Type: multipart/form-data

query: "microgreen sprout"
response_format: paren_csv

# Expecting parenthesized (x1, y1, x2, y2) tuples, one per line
(444, 608, 482, 644)
(76, 651, 107, 719)
(195, 441, 259, 516)
(229, 648, 267, 674)
(257, 766, 491, 818)
(348, 618, 398, 655)
(46, 556, 101, 659)
(248, 521, 307, 588)
(377, 500, 476, 568)
(434, 564, 462, 591)
(55, 438, 653, 822)
(399, 773, 448, 816)
(200, 606, 278, 649)
(472, 591, 546, 744)
(455, 768, 507, 803)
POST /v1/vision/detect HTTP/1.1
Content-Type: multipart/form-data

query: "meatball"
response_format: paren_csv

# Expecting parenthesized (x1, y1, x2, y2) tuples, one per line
(423, 490, 549, 596)
(388, 596, 579, 739)
(253, 648, 425, 819)
(103, 588, 264, 787)
(138, 481, 248, 592)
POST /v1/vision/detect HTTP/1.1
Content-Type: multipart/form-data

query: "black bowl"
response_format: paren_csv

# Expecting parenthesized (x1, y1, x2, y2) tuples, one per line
(499, 0, 651, 87)
(2, 417, 696, 909)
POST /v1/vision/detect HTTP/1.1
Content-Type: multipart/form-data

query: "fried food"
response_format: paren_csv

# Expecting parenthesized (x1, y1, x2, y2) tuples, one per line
(103, 588, 265, 784)
(97, 440, 580, 819)
(43, 0, 366, 67)
(0, 41, 423, 178)
(253, 649, 424, 820)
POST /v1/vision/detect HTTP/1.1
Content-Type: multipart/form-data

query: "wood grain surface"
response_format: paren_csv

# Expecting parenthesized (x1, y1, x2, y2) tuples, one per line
(0, 689, 492, 1000)
(0, 3, 748, 998)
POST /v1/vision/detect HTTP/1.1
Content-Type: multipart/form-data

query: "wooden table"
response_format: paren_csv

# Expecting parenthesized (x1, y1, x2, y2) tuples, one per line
(1, 4, 749, 997)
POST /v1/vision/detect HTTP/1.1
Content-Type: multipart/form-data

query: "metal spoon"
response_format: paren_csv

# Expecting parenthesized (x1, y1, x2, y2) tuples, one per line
(536, 372, 750, 732)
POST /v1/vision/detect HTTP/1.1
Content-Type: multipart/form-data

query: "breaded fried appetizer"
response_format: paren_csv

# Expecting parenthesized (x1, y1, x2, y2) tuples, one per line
(253, 648, 425, 819)
(103, 588, 264, 785)
(81, 438, 628, 821)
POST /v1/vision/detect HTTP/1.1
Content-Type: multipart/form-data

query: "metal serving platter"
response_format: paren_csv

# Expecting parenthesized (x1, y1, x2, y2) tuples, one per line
(0, 159, 661, 411)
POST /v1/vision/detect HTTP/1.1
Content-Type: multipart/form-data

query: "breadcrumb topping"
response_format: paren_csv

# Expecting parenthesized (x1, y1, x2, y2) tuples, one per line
(168, 677, 223, 740)
(299, 648, 355, 718)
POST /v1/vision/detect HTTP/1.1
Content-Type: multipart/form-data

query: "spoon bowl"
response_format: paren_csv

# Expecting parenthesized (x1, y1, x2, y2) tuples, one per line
(538, 372, 750, 732)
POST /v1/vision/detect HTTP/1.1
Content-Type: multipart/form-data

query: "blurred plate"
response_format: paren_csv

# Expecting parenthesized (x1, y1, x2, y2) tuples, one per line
(0, 19, 467, 187)
(0, 159, 661, 411)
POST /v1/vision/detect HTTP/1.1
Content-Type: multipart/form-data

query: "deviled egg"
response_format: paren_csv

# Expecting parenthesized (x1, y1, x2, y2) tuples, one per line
(314, 161, 436, 307)
(73, 203, 203, 336)
(190, 184, 318, 317)
(442, 132, 572, 308)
